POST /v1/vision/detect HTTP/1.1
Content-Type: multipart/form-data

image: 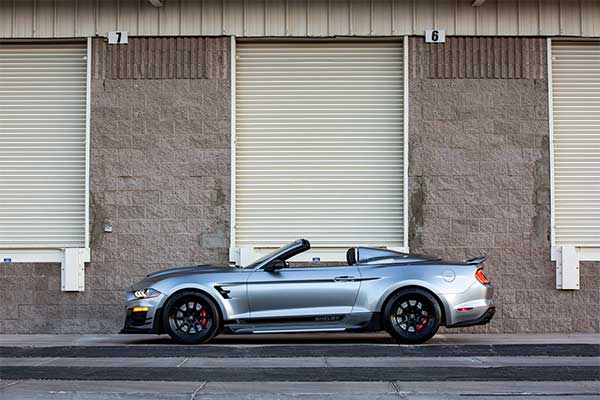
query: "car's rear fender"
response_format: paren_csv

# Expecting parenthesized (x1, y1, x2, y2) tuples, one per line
(354, 264, 481, 324)
(373, 280, 452, 323)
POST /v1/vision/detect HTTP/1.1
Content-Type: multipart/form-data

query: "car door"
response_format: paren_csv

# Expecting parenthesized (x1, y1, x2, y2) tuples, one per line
(247, 265, 361, 319)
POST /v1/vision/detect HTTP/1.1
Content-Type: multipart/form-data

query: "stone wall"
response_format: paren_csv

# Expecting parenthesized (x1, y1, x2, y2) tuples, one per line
(408, 37, 599, 333)
(0, 37, 231, 333)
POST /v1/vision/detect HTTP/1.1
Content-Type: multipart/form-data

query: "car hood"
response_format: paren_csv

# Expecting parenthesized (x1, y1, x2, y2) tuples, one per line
(128, 264, 241, 292)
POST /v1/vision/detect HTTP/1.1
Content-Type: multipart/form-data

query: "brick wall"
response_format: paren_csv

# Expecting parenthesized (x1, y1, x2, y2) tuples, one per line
(409, 37, 599, 333)
(0, 37, 231, 333)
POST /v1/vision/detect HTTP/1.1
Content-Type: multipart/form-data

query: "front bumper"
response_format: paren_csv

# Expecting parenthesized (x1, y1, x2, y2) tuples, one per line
(120, 293, 165, 334)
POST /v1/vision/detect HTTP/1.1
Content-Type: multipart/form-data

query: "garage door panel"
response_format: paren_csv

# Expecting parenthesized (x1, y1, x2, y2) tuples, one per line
(552, 41, 600, 246)
(235, 41, 404, 249)
(0, 42, 87, 249)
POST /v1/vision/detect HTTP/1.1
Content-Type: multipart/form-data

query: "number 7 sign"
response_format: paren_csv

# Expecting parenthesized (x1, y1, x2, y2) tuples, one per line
(107, 31, 128, 45)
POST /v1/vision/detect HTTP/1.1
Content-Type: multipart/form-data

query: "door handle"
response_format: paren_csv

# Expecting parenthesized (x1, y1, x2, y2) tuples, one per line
(334, 276, 356, 282)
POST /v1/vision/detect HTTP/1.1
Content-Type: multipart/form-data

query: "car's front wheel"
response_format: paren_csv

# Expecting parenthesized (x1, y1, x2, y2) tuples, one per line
(384, 288, 441, 344)
(162, 290, 220, 344)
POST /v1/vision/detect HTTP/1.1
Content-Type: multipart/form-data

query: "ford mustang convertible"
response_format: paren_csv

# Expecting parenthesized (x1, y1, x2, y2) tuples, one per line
(122, 239, 495, 344)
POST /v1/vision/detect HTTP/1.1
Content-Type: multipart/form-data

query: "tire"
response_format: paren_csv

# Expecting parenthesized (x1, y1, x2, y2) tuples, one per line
(383, 288, 441, 345)
(162, 290, 220, 344)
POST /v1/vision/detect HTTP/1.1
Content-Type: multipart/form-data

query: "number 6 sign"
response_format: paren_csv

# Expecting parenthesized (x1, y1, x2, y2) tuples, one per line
(107, 31, 128, 45)
(425, 29, 446, 43)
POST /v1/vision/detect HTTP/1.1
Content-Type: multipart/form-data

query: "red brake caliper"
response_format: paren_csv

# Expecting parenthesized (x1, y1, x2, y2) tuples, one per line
(416, 317, 428, 332)
(200, 309, 208, 327)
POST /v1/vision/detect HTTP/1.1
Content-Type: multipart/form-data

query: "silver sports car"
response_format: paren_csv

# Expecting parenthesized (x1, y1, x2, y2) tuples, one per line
(122, 239, 495, 344)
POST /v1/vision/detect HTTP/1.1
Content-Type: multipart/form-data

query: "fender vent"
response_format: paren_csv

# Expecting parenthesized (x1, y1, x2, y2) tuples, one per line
(214, 285, 231, 299)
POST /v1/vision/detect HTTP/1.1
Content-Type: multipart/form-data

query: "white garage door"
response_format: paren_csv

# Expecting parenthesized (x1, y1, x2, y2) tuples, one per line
(551, 41, 600, 247)
(234, 41, 405, 256)
(0, 43, 88, 249)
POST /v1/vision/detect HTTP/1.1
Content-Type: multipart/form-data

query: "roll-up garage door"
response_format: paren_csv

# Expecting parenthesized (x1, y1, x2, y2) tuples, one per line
(551, 41, 600, 246)
(235, 41, 405, 250)
(0, 43, 87, 249)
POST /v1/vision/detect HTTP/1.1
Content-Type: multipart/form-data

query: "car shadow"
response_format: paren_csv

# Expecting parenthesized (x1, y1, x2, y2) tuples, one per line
(120, 333, 396, 345)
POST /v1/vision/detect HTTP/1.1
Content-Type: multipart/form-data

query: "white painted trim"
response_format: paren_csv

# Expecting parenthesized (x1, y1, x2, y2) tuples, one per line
(553, 245, 600, 262)
(578, 247, 600, 261)
(547, 37, 556, 248)
(229, 35, 238, 264)
(85, 36, 92, 248)
(403, 35, 409, 252)
(0, 249, 65, 264)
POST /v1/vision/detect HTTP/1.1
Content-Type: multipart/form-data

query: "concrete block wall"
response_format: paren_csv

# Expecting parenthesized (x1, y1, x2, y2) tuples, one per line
(409, 37, 600, 333)
(1, 36, 598, 334)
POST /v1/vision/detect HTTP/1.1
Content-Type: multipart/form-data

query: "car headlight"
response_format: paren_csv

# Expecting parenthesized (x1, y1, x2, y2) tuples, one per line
(133, 288, 161, 299)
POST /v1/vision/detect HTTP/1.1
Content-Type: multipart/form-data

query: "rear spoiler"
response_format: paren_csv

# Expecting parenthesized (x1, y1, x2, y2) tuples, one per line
(464, 256, 487, 265)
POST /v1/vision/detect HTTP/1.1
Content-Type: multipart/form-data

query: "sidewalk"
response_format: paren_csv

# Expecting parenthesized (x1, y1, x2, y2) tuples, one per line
(0, 332, 599, 347)
(1, 333, 598, 399)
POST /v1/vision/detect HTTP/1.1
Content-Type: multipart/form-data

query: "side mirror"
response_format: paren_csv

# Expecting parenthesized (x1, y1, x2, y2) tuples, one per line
(264, 259, 286, 272)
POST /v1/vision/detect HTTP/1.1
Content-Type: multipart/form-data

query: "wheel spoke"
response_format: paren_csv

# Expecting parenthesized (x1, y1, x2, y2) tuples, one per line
(391, 296, 436, 337)
(167, 295, 216, 341)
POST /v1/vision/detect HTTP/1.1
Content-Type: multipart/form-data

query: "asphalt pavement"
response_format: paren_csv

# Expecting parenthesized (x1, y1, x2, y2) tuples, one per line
(0, 333, 599, 399)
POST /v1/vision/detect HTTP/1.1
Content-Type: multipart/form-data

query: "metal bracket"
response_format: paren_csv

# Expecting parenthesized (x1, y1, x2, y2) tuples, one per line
(552, 245, 579, 290)
(62, 248, 90, 291)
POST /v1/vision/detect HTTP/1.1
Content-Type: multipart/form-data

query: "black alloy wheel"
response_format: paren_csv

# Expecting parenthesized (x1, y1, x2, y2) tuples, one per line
(384, 288, 441, 344)
(162, 290, 220, 344)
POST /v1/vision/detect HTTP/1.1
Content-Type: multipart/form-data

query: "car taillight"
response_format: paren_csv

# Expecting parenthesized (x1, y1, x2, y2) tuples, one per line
(475, 268, 490, 285)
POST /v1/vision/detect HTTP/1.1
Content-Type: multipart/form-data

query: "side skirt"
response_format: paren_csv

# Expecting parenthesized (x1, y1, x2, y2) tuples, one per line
(223, 313, 380, 334)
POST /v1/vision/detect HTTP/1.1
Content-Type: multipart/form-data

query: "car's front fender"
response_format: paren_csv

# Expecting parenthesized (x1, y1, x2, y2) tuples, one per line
(157, 282, 240, 321)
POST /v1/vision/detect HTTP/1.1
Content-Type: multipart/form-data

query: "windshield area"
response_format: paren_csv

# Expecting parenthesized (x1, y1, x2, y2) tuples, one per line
(243, 239, 307, 269)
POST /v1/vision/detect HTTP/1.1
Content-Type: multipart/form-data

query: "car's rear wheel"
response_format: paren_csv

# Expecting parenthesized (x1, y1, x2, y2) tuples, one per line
(384, 288, 441, 344)
(162, 290, 220, 344)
